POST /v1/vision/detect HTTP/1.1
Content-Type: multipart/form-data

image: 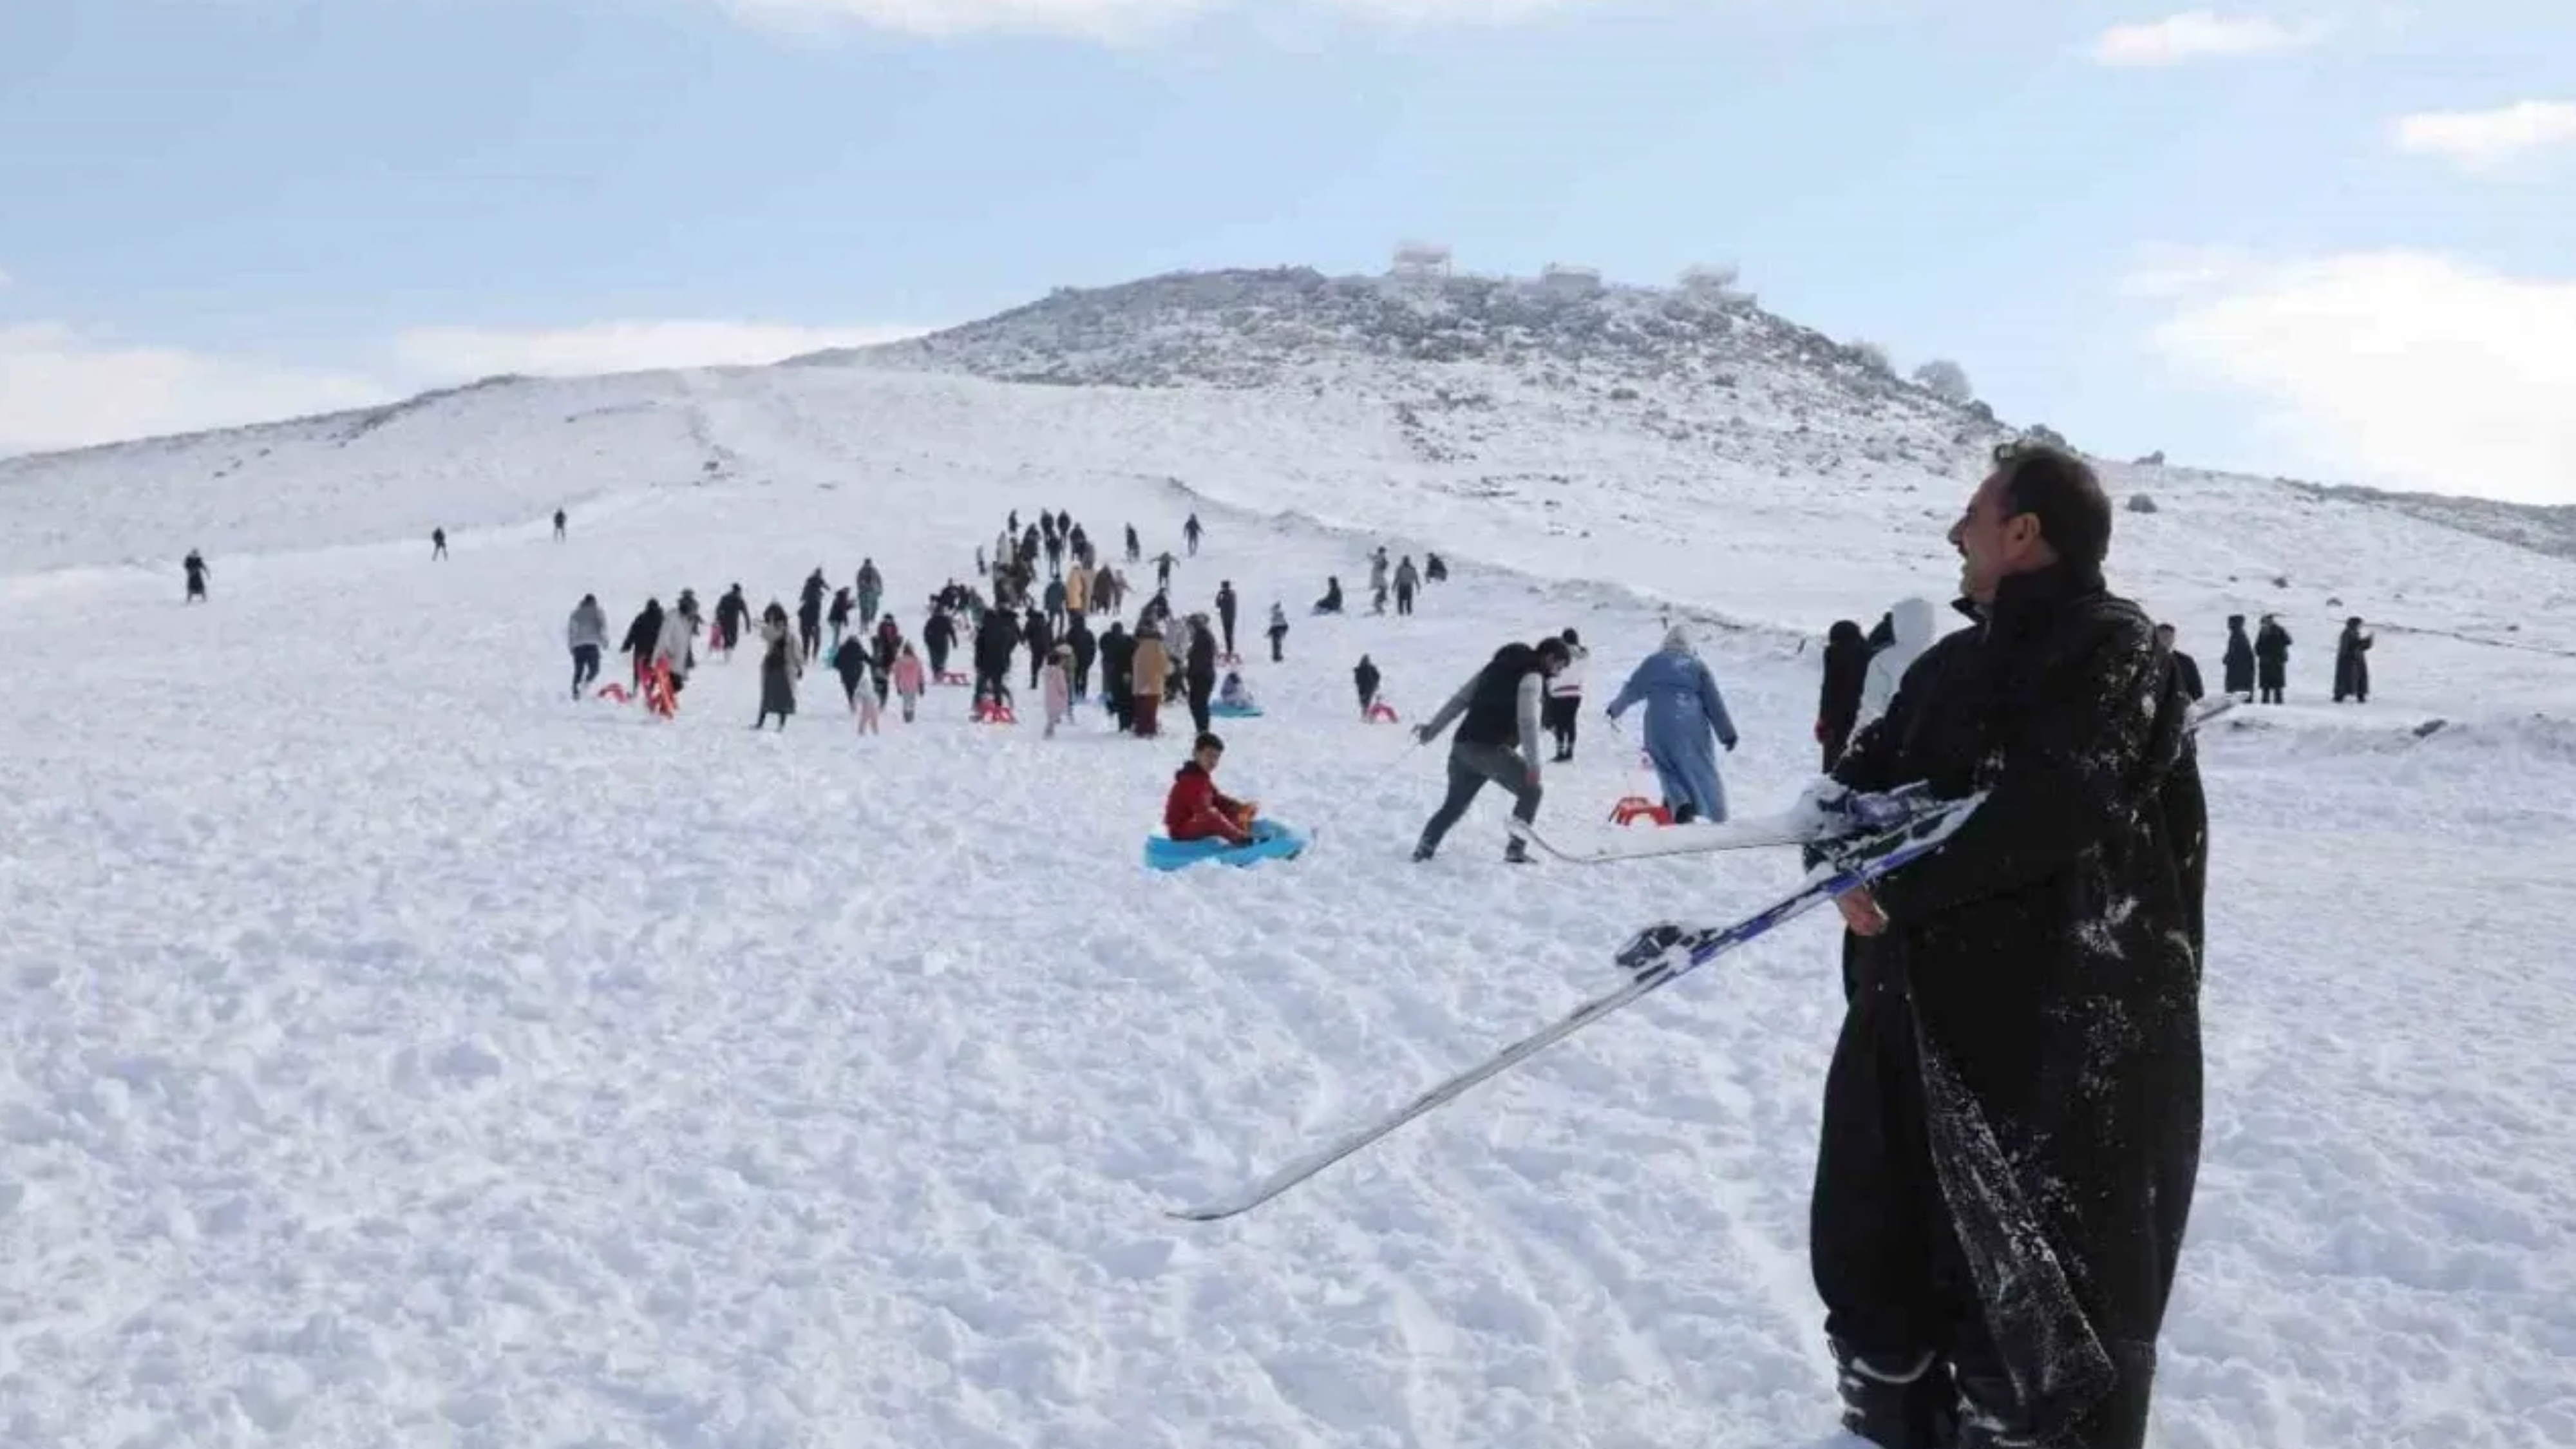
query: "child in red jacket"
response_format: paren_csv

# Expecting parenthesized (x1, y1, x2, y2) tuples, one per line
(1164, 732, 1258, 844)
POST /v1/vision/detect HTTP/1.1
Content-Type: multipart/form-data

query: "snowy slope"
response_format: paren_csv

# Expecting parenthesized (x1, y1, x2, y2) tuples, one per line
(3, 276, 2575, 1448)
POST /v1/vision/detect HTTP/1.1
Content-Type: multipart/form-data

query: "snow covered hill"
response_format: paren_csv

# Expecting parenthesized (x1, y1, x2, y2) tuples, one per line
(3, 268, 2575, 1448)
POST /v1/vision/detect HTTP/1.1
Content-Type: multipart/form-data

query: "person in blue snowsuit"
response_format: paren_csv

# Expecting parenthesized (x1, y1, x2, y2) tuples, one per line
(1604, 625, 1740, 823)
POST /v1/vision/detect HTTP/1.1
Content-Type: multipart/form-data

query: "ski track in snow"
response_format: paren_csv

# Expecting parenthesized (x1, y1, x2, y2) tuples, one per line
(1, 373, 2572, 1448)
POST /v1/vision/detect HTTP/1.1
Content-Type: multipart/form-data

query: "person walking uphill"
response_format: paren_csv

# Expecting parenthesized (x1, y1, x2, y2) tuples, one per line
(567, 594, 609, 699)
(755, 605, 801, 730)
(1130, 621, 1171, 739)
(1811, 441, 2207, 1449)
(1408, 635, 1571, 864)
(1605, 625, 1740, 823)
(1184, 613, 1219, 735)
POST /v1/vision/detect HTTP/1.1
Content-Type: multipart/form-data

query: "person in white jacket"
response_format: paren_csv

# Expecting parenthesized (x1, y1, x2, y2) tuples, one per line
(1542, 627, 1587, 761)
(652, 598, 698, 701)
(1853, 596, 1942, 734)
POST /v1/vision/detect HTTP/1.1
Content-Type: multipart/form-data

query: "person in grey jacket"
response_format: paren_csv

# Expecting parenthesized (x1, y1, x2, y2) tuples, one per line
(1410, 635, 1572, 864)
(566, 594, 608, 699)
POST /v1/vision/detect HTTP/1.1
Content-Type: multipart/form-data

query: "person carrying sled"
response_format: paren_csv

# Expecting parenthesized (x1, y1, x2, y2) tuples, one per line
(1408, 634, 1570, 864)
(1812, 440, 2206, 1449)
(1605, 624, 1740, 824)
(1164, 731, 1256, 846)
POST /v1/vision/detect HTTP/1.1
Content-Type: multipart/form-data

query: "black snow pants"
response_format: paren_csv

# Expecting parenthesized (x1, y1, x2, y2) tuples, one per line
(571, 645, 601, 696)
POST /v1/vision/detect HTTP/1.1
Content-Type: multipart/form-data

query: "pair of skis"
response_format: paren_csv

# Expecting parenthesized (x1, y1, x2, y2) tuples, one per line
(1165, 785, 1985, 1222)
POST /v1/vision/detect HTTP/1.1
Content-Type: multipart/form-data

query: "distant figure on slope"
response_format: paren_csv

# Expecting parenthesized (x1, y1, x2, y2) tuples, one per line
(1354, 655, 1381, 717)
(1312, 577, 1344, 615)
(2334, 616, 2372, 703)
(828, 587, 853, 648)
(799, 571, 828, 663)
(1812, 441, 2204, 1449)
(1165, 730, 1258, 846)
(756, 604, 800, 729)
(891, 643, 925, 723)
(2255, 613, 2292, 704)
(2157, 622, 2205, 701)
(1425, 553, 1448, 584)
(832, 630, 875, 711)
(715, 585, 749, 658)
(1606, 626, 1739, 823)
(1124, 523, 1141, 563)
(1184, 612, 1219, 735)
(553, 508, 566, 541)
(1817, 619, 1872, 771)
(653, 594, 699, 699)
(1854, 596, 1941, 735)
(1066, 614, 1097, 699)
(974, 607, 1018, 707)
(1408, 635, 1571, 864)
(2221, 614, 2255, 700)
(184, 549, 209, 603)
(1183, 513, 1204, 556)
(1130, 620, 1171, 739)
(1394, 556, 1419, 616)
(1099, 621, 1137, 732)
(431, 527, 447, 560)
(1542, 627, 1587, 761)
(1215, 580, 1239, 657)
(1042, 644, 1074, 738)
(1153, 550, 1178, 590)
(1266, 601, 1289, 662)
(1218, 670, 1256, 712)
(856, 558, 884, 625)
(621, 598, 665, 688)
(1368, 549, 1390, 614)
(567, 593, 608, 699)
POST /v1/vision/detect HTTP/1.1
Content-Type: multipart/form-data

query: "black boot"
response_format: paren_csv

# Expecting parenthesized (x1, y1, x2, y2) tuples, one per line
(1951, 1373, 2040, 1448)
(1503, 837, 1532, 865)
(1832, 1341, 1957, 1449)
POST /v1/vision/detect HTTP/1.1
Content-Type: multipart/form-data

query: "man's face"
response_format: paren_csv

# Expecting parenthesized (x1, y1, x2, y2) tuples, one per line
(1947, 471, 2035, 605)
(2155, 625, 2176, 649)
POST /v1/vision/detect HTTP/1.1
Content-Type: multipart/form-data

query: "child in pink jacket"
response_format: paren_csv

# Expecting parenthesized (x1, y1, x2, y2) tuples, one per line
(891, 643, 925, 724)
(1041, 644, 1073, 738)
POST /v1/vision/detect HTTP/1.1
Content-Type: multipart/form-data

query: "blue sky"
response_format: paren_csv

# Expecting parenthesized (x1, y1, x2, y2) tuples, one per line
(3, 0, 2570, 501)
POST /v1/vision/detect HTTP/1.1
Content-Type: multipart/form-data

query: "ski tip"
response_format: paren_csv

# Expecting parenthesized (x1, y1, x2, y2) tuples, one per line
(1164, 1204, 1235, 1223)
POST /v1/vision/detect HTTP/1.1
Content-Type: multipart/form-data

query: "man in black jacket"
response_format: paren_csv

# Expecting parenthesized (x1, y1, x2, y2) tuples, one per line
(1409, 636, 1571, 863)
(1814, 442, 2208, 1449)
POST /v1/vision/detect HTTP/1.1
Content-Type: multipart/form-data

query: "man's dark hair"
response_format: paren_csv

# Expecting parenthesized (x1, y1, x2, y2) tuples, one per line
(1194, 731, 1226, 753)
(1993, 440, 2112, 574)
(1535, 636, 1571, 667)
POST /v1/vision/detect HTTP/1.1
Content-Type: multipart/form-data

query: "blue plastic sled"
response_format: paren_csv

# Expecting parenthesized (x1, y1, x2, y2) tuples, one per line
(1144, 819, 1305, 872)
(1210, 700, 1264, 719)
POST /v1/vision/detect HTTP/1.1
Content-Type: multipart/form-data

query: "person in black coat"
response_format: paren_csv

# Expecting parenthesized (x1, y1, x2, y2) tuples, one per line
(621, 598, 664, 688)
(1814, 443, 2208, 1449)
(1817, 619, 1871, 770)
(1184, 614, 1219, 734)
(1023, 606, 1054, 690)
(2221, 614, 2255, 699)
(923, 608, 956, 677)
(973, 607, 1018, 707)
(1354, 655, 1382, 717)
(1097, 621, 1137, 732)
(1066, 614, 1098, 698)
(2333, 617, 2372, 703)
(2154, 623, 2204, 700)
(2253, 614, 2291, 704)
(1215, 581, 1240, 657)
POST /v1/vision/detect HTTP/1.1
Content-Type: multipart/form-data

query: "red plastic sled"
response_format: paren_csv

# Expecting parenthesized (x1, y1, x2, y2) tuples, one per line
(1609, 795, 1673, 828)
(1365, 701, 1399, 724)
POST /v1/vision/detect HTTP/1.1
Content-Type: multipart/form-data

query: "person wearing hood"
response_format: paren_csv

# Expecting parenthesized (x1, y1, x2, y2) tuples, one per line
(1354, 655, 1383, 717)
(2221, 616, 2255, 700)
(1817, 620, 1873, 770)
(1184, 613, 1219, 734)
(1855, 597, 1942, 734)
(832, 628, 875, 710)
(1410, 635, 1572, 864)
(1605, 625, 1741, 823)
(567, 594, 609, 699)
(2333, 617, 2372, 703)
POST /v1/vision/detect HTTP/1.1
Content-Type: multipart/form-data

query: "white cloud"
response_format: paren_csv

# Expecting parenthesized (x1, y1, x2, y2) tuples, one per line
(390, 320, 930, 378)
(0, 265, 14, 289)
(0, 323, 394, 456)
(2088, 10, 2323, 66)
(706, 0, 1590, 41)
(2132, 249, 2576, 504)
(0, 317, 933, 456)
(2392, 100, 2576, 175)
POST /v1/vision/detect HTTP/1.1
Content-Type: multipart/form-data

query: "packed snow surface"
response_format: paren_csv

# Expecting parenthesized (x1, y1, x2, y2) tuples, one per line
(3, 361, 2573, 1449)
